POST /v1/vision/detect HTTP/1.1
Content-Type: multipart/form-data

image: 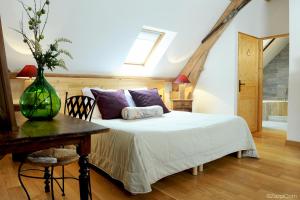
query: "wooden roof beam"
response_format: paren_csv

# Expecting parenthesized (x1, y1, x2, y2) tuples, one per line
(179, 0, 251, 98)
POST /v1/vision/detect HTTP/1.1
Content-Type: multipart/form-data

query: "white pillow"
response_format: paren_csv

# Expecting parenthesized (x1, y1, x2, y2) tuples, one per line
(121, 106, 163, 120)
(82, 87, 102, 118)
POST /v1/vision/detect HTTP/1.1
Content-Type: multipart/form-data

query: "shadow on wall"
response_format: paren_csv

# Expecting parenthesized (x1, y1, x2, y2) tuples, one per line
(192, 88, 232, 114)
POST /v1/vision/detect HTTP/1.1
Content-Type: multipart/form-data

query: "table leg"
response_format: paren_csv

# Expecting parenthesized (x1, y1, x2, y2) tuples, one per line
(77, 135, 92, 200)
(44, 167, 50, 193)
(79, 155, 90, 200)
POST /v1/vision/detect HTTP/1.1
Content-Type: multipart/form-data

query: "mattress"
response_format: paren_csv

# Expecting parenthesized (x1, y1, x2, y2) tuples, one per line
(89, 111, 258, 194)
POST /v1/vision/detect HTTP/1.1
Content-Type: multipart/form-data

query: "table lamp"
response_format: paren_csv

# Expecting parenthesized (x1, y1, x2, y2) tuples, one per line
(174, 74, 191, 99)
(16, 65, 37, 81)
(16, 65, 38, 92)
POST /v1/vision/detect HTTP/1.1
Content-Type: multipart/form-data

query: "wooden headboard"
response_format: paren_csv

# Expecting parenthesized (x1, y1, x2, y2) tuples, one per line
(10, 74, 173, 113)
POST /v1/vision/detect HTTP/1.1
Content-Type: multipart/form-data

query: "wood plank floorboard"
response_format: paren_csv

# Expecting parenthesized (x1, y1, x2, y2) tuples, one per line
(0, 130, 299, 200)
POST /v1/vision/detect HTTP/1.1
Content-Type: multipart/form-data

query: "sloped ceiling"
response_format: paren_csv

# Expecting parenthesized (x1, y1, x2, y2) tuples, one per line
(0, 0, 229, 77)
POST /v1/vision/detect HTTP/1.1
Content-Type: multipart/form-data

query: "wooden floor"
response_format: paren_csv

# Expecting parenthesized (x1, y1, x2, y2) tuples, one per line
(0, 130, 300, 200)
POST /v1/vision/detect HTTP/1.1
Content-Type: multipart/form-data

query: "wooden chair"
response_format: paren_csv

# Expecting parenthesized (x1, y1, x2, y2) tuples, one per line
(64, 92, 96, 121)
(18, 92, 96, 200)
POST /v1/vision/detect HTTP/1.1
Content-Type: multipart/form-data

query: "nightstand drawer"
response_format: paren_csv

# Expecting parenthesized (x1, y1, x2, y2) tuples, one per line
(172, 99, 193, 112)
(173, 101, 192, 107)
(173, 108, 192, 112)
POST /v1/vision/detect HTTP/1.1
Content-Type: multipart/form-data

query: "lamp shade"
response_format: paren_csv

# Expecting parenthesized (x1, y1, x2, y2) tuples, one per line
(16, 65, 37, 79)
(174, 74, 191, 84)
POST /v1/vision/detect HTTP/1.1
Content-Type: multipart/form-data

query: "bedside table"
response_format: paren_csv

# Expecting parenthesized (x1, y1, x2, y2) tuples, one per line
(172, 99, 193, 112)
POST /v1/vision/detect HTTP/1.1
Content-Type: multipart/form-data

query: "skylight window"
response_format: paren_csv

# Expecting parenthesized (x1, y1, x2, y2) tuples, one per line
(125, 29, 164, 66)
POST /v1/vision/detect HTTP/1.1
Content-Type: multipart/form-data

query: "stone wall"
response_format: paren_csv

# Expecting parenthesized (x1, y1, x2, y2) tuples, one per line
(263, 44, 289, 100)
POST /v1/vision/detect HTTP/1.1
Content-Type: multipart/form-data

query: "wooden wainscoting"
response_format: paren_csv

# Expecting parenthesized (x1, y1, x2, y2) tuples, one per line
(10, 74, 173, 113)
(262, 100, 288, 121)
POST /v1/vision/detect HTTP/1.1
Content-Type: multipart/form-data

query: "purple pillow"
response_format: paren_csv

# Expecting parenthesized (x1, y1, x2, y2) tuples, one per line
(91, 89, 129, 119)
(128, 89, 170, 113)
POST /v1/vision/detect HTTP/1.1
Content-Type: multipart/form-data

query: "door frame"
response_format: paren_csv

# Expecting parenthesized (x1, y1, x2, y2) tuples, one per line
(258, 33, 289, 133)
(237, 32, 289, 136)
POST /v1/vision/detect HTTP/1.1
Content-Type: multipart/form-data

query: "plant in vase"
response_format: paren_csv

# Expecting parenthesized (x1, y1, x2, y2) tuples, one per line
(14, 0, 72, 120)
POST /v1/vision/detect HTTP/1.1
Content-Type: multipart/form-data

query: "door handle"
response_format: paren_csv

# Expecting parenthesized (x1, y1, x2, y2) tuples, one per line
(239, 80, 246, 92)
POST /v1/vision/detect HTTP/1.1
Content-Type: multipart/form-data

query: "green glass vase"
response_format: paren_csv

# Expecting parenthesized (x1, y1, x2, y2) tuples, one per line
(19, 67, 61, 120)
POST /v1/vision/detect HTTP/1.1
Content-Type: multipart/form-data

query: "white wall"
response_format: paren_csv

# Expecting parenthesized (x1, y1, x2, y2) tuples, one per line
(0, 0, 228, 77)
(193, 0, 289, 115)
(288, 0, 300, 142)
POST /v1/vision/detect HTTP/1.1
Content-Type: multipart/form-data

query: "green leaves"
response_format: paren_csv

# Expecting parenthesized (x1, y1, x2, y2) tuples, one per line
(58, 49, 73, 60)
(37, 38, 73, 71)
(55, 37, 72, 44)
(15, 0, 72, 71)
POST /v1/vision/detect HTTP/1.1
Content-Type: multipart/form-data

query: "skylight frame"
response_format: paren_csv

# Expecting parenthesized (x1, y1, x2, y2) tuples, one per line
(124, 28, 165, 66)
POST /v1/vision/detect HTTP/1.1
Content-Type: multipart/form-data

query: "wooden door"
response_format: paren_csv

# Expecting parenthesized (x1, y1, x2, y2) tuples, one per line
(238, 33, 262, 133)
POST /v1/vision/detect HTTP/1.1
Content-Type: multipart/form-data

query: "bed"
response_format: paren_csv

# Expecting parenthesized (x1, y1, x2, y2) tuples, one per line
(89, 111, 258, 194)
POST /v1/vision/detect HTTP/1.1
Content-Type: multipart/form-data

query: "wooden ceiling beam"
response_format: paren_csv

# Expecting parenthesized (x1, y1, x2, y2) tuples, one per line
(179, 0, 251, 97)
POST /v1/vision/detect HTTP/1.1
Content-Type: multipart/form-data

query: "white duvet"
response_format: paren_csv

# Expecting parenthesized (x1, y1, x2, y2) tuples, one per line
(89, 111, 258, 194)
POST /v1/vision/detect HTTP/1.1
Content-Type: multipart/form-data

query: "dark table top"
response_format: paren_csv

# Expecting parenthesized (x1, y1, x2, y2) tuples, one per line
(0, 113, 109, 146)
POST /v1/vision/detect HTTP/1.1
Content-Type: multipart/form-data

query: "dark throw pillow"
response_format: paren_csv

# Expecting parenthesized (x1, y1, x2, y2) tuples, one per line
(91, 89, 129, 119)
(128, 89, 170, 113)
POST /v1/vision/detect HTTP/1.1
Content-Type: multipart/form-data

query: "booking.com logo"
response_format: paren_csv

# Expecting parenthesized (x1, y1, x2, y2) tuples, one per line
(266, 193, 298, 199)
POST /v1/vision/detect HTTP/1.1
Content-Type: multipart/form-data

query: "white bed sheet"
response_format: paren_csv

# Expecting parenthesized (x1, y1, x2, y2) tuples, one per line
(89, 111, 258, 194)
